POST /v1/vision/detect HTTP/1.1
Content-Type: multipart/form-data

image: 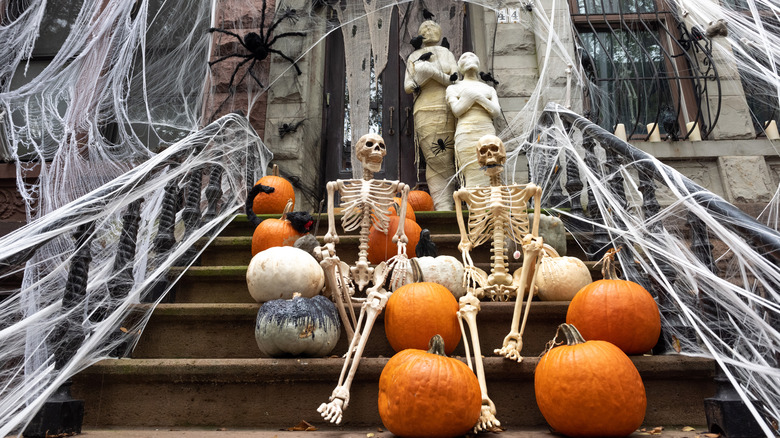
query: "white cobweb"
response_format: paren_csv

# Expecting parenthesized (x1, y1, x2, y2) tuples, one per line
(0, 0, 779, 435)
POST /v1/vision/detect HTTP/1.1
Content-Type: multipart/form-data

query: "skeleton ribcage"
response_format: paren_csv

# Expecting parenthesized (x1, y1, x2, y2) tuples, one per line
(339, 179, 398, 233)
(466, 185, 535, 248)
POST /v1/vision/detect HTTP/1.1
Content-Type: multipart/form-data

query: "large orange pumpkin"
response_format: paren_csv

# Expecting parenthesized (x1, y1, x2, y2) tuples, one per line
(378, 335, 481, 437)
(253, 164, 295, 214)
(408, 188, 434, 212)
(367, 216, 421, 264)
(535, 323, 647, 437)
(384, 282, 460, 354)
(251, 200, 302, 256)
(566, 249, 661, 354)
(388, 197, 415, 221)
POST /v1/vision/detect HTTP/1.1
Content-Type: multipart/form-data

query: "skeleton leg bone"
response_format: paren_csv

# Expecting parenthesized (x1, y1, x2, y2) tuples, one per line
(458, 292, 500, 432)
(494, 235, 543, 362)
(318, 288, 388, 424)
(318, 249, 357, 339)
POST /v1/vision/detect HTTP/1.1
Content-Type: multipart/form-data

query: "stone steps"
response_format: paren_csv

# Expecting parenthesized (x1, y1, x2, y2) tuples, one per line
(72, 355, 714, 429)
(132, 302, 568, 359)
(195, 234, 588, 267)
(70, 211, 717, 431)
(169, 261, 603, 304)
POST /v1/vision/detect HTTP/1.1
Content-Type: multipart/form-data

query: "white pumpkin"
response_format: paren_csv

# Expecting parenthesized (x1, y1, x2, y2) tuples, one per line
(394, 256, 467, 299)
(246, 246, 325, 303)
(534, 245, 592, 301)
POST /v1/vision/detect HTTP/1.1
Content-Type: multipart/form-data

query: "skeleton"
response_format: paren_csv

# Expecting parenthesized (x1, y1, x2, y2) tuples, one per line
(316, 133, 410, 425)
(453, 134, 544, 432)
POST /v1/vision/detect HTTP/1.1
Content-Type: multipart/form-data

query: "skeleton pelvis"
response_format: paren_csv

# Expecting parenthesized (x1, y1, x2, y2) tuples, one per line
(481, 284, 518, 302)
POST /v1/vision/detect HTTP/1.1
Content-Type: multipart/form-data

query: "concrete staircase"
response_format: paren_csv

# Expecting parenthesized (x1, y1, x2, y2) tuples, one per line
(71, 212, 715, 432)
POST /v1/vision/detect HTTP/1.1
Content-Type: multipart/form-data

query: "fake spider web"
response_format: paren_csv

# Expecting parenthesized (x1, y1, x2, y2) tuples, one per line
(0, 0, 779, 435)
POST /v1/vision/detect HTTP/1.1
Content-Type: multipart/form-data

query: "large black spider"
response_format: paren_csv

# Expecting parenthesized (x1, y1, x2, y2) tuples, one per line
(207, 5, 305, 92)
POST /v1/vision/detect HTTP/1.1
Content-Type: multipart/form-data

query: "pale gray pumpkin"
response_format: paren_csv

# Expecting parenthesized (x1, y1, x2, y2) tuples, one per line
(534, 245, 592, 301)
(255, 295, 341, 357)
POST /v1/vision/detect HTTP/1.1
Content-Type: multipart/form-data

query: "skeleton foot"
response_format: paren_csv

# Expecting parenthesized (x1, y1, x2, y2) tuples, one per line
(494, 333, 524, 362)
(317, 386, 349, 424)
(474, 400, 501, 432)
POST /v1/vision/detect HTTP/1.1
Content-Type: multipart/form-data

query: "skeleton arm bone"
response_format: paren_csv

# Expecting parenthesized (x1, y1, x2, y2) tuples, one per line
(324, 181, 340, 244)
(392, 183, 410, 250)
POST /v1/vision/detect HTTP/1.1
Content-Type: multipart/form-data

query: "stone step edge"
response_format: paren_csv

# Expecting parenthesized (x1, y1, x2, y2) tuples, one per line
(144, 301, 571, 320)
(197, 234, 580, 246)
(77, 355, 715, 382)
(172, 262, 602, 278)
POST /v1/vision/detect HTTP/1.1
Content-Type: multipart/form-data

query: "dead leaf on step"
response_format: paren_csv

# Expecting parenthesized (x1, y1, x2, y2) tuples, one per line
(215, 428, 226, 431)
(671, 335, 682, 353)
(682, 426, 697, 432)
(377, 427, 384, 432)
(287, 420, 318, 431)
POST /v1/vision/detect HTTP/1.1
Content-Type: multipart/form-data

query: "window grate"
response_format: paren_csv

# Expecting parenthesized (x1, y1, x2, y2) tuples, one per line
(571, 0, 721, 140)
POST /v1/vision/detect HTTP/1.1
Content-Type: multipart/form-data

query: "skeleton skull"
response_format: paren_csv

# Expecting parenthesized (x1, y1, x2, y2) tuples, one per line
(476, 134, 506, 175)
(355, 133, 387, 174)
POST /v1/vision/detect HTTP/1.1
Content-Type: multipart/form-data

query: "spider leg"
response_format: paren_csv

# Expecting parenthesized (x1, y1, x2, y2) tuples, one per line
(246, 59, 266, 88)
(207, 27, 251, 52)
(267, 47, 302, 75)
(226, 56, 255, 92)
(209, 58, 254, 123)
(266, 7, 298, 38)
(267, 31, 307, 48)
(259, 0, 268, 40)
(208, 53, 251, 67)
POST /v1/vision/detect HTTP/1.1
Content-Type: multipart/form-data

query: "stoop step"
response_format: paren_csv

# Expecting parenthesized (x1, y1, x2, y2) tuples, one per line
(72, 355, 714, 430)
(133, 302, 571, 359)
(69, 211, 717, 433)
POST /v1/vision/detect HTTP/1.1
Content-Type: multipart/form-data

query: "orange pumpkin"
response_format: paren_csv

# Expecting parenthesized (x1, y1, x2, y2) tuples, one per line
(384, 282, 460, 354)
(388, 197, 416, 221)
(378, 335, 481, 437)
(408, 188, 434, 212)
(253, 164, 295, 214)
(535, 323, 647, 437)
(251, 201, 302, 256)
(367, 216, 421, 264)
(566, 249, 661, 354)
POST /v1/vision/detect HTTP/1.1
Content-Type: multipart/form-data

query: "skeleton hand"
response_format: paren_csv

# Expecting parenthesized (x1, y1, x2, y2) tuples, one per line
(473, 398, 500, 433)
(463, 264, 486, 293)
(318, 386, 349, 424)
(494, 332, 524, 362)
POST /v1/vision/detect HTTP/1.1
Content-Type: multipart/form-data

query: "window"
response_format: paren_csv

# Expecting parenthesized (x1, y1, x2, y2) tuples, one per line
(570, 0, 718, 139)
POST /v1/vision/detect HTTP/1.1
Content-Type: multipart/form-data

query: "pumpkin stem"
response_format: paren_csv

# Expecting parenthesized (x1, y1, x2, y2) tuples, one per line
(281, 199, 294, 219)
(271, 163, 280, 177)
(598, 247, 621, 280)
(558, 323, 586, 346)
(427, 334, 447, 356)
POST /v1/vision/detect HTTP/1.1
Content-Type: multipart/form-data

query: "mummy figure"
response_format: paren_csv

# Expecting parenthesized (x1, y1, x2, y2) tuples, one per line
(316, 133, 411, 425)
(453, 134, 544, 432)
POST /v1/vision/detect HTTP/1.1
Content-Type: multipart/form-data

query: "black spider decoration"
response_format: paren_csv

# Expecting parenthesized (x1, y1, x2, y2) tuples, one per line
(278, 119, 305, 138)
(431, 136, 454, 156)
(207, 5, 305, 92)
